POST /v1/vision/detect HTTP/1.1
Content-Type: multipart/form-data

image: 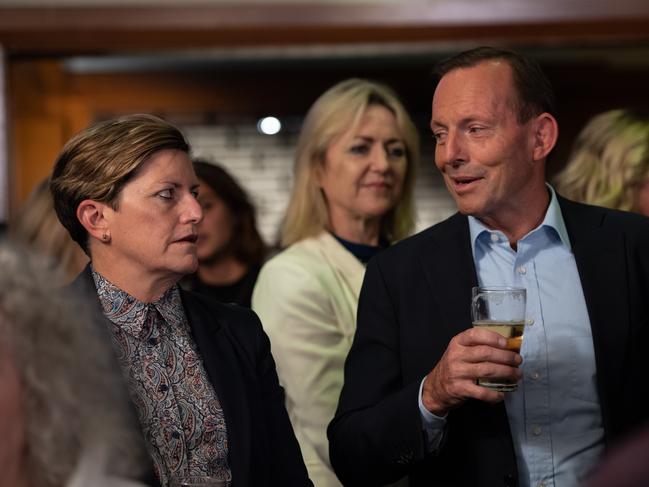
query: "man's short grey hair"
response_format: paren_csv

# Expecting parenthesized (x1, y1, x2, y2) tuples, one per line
(0, 244, 148, 487)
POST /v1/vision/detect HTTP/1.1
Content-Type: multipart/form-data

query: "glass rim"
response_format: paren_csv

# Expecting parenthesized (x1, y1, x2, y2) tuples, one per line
(472, 286, 526, 294)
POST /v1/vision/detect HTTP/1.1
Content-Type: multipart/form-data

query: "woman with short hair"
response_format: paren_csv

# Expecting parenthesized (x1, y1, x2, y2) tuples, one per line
(252, 78, 419, 486)
(50, 114, 311, 487)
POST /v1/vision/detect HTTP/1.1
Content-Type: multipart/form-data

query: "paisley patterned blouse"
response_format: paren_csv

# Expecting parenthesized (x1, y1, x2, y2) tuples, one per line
(92, 268, 231, 486)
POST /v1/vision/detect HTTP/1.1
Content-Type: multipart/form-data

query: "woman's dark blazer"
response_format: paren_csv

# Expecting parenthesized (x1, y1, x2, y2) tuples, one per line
(70, 266, 313, 487)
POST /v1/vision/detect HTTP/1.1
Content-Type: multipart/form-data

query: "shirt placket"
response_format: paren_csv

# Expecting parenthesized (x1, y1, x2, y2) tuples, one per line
(515, 245, 553, 487)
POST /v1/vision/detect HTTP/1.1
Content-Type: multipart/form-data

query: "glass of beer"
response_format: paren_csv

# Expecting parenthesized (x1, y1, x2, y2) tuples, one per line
(471, 286, 526, 391)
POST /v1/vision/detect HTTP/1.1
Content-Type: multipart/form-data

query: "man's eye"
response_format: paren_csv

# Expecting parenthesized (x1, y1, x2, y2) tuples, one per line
(433, 132, 446, 143)
(468, 126, 485, 134)
(191, 190, 200, 199)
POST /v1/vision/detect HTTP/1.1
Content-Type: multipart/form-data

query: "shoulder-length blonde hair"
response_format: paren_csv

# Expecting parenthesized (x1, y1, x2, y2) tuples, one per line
(280, 78, 419, 247)
(555, 109, 649, 211)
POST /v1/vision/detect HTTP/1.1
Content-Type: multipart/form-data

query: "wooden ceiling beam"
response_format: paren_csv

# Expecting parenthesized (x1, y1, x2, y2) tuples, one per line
(0, 1, 648, 55)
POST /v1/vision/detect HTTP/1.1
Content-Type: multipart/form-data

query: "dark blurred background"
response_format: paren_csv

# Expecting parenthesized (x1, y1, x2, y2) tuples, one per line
(1, 0, 648, 238)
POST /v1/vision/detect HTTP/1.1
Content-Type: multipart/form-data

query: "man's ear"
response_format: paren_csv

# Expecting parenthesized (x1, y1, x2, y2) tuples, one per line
(76, 199, 112, 243)
(532, 112, 559, 162)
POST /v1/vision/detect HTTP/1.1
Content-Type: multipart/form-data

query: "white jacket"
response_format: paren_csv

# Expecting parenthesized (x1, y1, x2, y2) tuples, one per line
(252, 232, 365, 487)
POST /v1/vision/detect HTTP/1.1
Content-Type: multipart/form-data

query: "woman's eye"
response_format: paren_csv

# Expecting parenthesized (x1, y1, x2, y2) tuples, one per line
(191, 190, 200, 199)
(157, 189, 173, 199)
(349, 145, 369, 155)
(387, 146, 406, 158)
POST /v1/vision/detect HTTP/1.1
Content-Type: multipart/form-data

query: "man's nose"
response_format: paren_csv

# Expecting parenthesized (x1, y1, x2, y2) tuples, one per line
(437, 132, 467, 169)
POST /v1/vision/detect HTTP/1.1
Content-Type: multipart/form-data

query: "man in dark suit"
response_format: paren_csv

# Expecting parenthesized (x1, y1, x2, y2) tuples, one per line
(328, 46, 649, 487)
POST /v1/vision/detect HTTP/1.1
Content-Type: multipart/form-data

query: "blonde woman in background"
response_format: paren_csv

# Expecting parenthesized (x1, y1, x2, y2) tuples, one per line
(252, 78, 419, 486)
(555, 109, 649, 215)
(10, 177, 88, 281)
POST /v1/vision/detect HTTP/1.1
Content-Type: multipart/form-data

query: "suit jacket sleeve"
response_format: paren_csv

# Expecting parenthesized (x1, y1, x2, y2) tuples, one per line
(328, 257, 427, 485)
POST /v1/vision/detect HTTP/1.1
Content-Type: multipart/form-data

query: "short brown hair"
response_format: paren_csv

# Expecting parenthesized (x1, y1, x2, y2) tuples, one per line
(435, 46, 556, 123)
(50, 114, 189, 254)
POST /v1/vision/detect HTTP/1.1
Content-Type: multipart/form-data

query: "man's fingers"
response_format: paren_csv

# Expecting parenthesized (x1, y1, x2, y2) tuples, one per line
(462, 344, 522, 366)
(455, 327, 508, 348)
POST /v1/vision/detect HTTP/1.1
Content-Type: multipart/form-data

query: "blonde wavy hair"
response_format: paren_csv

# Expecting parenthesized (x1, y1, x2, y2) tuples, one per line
(280, 78, 419, 247)
(555, 109, 649, 211)
(0, 244, 148, 487)
(11, 178, 88, 281)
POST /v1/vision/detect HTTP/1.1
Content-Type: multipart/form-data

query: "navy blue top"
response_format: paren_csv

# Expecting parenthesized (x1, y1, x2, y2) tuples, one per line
(332, 234, 388, 264)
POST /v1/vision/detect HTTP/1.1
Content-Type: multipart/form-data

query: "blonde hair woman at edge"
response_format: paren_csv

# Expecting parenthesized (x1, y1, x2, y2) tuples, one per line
(554, 109, 649, 215)
(252, 78, 419, 486)
(10, 178, 88, 282)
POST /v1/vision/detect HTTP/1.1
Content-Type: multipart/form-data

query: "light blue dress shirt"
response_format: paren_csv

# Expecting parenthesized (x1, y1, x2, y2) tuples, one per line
(419, 187, 605, 487)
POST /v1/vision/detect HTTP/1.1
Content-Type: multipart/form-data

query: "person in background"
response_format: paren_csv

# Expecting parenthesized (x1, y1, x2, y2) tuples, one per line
(181, 160, 266, 307)
(252, 78, 419, 486)
(50, 114, 312, 487)
(328, 47, 649, 487)
(0, 243, 149, 487)
(10, 177, 88, 282)
(554, 109, 649, 215)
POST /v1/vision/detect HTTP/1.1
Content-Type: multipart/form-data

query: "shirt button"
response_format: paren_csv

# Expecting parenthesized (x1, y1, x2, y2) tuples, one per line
(531, 372, 540, 380)
(517, 266, 527, 275)
(159, 384, 169, 392)
(148, 337, 158, 346)
(526, 318, 535, 326)
(171, 431, 181, 440)
(532, 425, 542, 436)
(490, 233, 499, 243)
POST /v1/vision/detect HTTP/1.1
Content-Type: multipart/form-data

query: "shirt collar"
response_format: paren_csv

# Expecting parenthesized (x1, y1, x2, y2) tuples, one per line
(91, 266, 184, 338)
(468, 184, 571, 256)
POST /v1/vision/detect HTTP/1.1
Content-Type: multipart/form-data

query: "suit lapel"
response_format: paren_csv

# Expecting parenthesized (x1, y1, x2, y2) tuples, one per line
(417, 213, 513, 449)
(181, 293, 252, 486)
(419, 213, 479, 336)
(559, 198, 629, 424)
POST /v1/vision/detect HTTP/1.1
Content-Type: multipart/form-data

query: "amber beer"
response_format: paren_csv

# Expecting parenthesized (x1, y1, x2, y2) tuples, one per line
(471, 320, 525, 391)
(471, 286, 526, 392)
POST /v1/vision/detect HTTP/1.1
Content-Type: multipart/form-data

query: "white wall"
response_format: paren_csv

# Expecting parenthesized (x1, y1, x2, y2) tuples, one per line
(185, 121, 456, 246)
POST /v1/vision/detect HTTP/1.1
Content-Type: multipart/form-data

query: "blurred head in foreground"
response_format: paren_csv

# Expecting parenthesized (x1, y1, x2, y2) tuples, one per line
(0, 243, 146, 487)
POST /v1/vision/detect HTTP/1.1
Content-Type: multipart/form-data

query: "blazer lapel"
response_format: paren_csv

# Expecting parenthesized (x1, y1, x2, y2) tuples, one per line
(181, 293, 252, 486)
(419, 213, 479, 336)
(417, 213, 514, 450)
(559, 198, 629, 426)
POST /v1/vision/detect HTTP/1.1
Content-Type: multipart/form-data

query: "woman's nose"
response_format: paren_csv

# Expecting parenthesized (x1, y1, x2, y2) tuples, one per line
(370, 146, 391, 172)
(184, 194, 203, 224)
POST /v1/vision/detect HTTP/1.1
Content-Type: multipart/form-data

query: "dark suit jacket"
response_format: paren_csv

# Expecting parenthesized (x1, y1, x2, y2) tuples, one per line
(70, 267, 312, 487)
(328, 196, 649, 487)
